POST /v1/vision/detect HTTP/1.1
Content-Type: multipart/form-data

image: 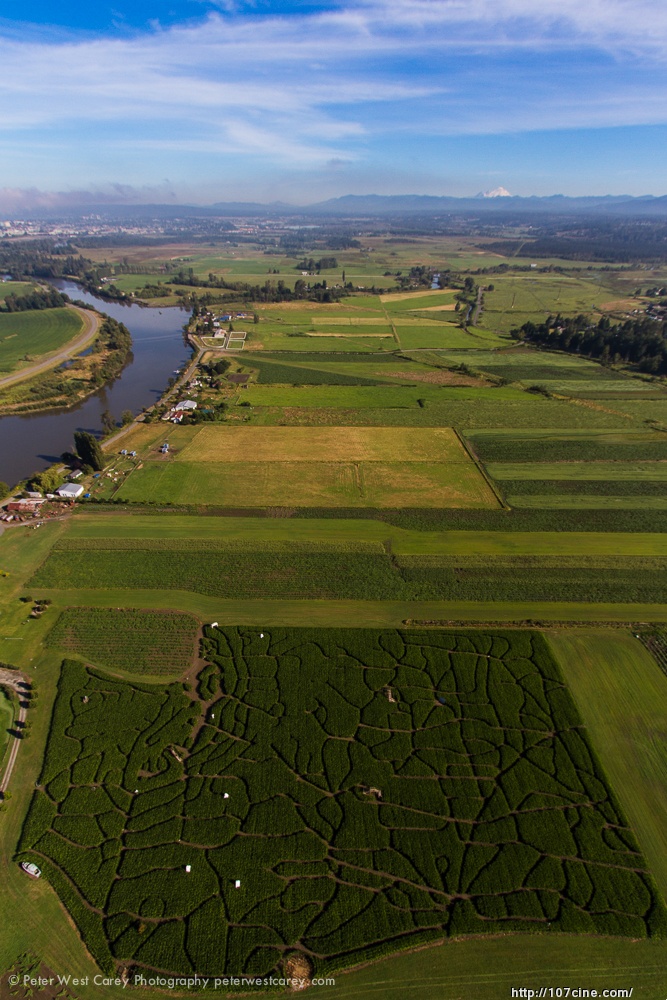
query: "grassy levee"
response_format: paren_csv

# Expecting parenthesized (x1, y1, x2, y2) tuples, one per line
(326, 935, 667, 1000)
(21, 592, 667, 626)
(547, 631, 667, 902)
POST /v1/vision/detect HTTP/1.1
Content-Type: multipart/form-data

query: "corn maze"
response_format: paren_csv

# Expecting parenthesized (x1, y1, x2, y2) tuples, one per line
(17, 629, 666, 979)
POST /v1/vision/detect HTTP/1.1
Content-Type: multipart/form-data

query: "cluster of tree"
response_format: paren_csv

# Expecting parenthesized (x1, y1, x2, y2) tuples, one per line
(278, 233, 360, 252)
(486, 220, 667, 263)
(295, 257, 338, 272)
(73, 431, 105, 471)
(0, 241, 88, 281)
(170, 272, 351, 304)
(1, 287, 68, 312)
(27, 467, 65, 494)
(88, 317, 133, 386)
(513, 314, 667, 374)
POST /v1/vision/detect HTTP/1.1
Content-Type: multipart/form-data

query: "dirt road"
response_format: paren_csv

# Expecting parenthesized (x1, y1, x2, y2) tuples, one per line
(0, 667, 30, 795)
(0, 304, 102, 391)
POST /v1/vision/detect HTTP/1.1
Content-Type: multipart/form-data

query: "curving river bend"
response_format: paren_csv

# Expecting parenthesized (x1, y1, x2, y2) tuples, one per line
(0, 282, 191, 487)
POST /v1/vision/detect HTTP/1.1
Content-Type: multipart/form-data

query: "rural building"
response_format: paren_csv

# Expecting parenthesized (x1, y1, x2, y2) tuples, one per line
(68, 470, 83, 480)
(7, 500, 42, 513)
(56, 483, 84, 500)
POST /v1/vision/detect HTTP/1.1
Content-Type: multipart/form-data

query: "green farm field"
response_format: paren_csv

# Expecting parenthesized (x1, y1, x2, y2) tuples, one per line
(548, 631, 667, 901)
(46, 608, 201, 677)
(0, 308, 83, 373)
(111, 425, 499, 508)
(488, 461, 667, 481)
(15, 628, 667, 981)
(54, 513, 667, 557)
(95, 458, 500, 508)
(467, 429, 667, 463)
(0, 281, 38, 302)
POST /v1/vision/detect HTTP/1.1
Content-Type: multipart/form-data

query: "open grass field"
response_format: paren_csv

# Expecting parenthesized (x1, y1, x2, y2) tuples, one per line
(547, 631, 667, 902)
(109, 425, 499, 508)
(175, 426, 470, 463)
(102, 457, 500, 508)
(0, 281, 38, 302)
(0, 308, 83, 373)
(240, 384, 528, 408)
(15, 628, 667, 981)
(481, 274, 618, 334)
(326, 935, 667, 1000)
(18, 591, 667, 627)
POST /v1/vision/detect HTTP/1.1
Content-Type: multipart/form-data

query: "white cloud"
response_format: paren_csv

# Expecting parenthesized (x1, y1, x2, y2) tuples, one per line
(0, 0, 665, 175)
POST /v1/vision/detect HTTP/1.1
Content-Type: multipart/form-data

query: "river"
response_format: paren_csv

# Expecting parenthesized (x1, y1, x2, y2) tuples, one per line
(0, 282, 191, 487)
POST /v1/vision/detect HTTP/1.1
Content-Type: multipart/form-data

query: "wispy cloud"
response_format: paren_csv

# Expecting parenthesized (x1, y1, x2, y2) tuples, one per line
(0, 0, 665, 190)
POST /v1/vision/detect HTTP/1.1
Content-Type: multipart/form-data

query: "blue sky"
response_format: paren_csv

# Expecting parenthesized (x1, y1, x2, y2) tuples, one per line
(0, 0, 666, 209)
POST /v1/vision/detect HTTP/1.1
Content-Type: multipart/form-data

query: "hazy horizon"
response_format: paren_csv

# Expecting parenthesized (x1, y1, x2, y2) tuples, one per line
(1, 0, 666, 209)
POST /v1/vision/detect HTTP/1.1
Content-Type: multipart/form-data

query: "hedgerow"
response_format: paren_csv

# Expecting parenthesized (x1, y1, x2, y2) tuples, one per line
(16, 631, 667, 982)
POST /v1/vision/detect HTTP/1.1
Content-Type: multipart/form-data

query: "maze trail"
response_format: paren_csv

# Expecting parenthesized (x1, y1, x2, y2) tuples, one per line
(17, 628, 667, 979)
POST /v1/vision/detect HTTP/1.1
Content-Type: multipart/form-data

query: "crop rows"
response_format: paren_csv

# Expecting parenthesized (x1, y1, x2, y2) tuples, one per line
(243, 357, 386, 386)
(31, 548, 667, 603)
(503, 480, 667, 497)
(17, 630, 667, 979)
(468, 435, 667, 464)
(46, 609, 200, 675)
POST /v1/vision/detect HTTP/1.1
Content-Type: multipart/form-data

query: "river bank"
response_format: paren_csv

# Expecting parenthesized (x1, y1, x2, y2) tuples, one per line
(0, 282, 191, 487)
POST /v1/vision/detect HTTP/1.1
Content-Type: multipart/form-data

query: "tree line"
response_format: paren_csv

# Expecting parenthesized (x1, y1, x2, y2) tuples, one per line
(1, 287, 68, 312)
(513, 314, 667, 374)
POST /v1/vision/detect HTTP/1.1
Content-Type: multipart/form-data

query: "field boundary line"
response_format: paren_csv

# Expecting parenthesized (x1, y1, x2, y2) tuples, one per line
(452, 427, 508, 509)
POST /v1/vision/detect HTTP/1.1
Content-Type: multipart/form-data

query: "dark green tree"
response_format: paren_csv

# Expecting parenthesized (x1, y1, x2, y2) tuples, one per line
(73, 431, 104, 471)
(101, 410, 116, 435)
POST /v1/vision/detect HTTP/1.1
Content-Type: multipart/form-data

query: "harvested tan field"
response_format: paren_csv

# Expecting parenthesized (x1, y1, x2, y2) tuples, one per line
(176, 425, 469, 463)
(379, 370, 489, 386)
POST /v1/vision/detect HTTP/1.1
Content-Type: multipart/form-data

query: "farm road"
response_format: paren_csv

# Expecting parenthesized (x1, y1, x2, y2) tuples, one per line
(0, 305, 102, 390)
(0, 666, 29, 795)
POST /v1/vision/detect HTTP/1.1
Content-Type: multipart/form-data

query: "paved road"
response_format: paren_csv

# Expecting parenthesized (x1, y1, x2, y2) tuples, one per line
(0, 667, 30, 796)
(0, 304, 102, 390)
(470, 285, 484, 327)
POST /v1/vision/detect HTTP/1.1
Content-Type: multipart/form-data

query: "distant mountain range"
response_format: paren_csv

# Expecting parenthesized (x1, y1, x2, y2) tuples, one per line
(9, 193, 667, 220)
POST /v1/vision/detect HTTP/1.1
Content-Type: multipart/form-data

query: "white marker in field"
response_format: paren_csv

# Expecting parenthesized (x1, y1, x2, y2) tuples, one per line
(235, 880, 241, 888)
(224, 792, 229, 799)
(260, 633, 264, 638)
(185, 865, 191, 873)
